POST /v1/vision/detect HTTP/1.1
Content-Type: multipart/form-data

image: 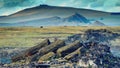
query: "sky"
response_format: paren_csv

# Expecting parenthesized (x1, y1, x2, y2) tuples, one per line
(0, 0, 120, 16)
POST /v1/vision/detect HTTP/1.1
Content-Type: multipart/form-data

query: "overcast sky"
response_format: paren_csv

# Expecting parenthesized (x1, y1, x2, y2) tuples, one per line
(0, 0, 120, 16)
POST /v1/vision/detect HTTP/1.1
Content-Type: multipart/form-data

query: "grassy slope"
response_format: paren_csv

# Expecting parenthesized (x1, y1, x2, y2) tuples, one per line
(0, 26, 120, 47)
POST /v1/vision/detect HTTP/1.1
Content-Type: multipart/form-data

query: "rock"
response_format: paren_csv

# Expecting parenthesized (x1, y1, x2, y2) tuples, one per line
(38, 52, 55, 62)
(11, 35, 120, 68)
(57, 40, 81, 57)
(25, 39, 50, 56)
(38, 40, 65, 56)
(84, 29, 120, 42)
(64, 48, 81, 60)
(11, 39, 50, 62)
(11, 53, 25, 62)
(66, 29, 120, 42)
(79, 59, 98, 68)
(77, 41, 120, 68)
(30, 40, 65, 62)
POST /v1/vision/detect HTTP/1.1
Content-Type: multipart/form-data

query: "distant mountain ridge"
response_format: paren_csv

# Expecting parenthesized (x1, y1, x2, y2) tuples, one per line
(0, 13, 91, 27)
(63, 13, 90, 23)
(0, 5, 119, 26)
(90, 21, 105, 26)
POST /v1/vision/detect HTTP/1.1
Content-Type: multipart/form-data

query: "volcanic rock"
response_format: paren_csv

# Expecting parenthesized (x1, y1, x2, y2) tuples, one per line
(57, 40, 81, 57)
(38, 52, 55, 62)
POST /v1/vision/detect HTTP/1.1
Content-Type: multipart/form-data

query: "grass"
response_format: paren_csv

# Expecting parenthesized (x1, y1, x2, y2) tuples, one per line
(0, 26, 120, 47)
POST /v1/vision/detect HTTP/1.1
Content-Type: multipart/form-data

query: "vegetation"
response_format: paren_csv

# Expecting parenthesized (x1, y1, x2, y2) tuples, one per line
(0, 26, 120, 47)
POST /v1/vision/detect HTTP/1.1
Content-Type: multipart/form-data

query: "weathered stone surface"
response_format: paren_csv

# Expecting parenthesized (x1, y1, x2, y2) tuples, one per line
(11, 53, 25, 62)
(64, 48, 81, 60)
(39, 40, 65, 56)
(12, 39, 50, 62)
(66, 29, 120, 43)
(25, 39, 50, 56)
(78, 41, 120, 68)
(38, 52, 55, 62)
(31, 40, 65, 61)
(57, 40, 81, 57)
(10, 29, 120, 68)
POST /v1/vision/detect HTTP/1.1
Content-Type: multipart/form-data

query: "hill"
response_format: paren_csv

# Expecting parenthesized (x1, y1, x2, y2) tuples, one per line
(0, 5, 119, 26)
(90, 21, 106, 26)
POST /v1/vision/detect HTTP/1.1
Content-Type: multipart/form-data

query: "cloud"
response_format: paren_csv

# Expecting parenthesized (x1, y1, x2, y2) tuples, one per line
(0, 0, 120, 16)
(91, 0, 120, 12)
(0, 0, 46, 7)
(45, 0, 120, 12)
(0, 0, 46, 16)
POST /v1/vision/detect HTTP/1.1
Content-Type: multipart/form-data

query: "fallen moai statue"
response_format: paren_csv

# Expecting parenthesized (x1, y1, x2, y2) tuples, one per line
(12, 39, 50, 62)
(11, 37, 120, 68)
